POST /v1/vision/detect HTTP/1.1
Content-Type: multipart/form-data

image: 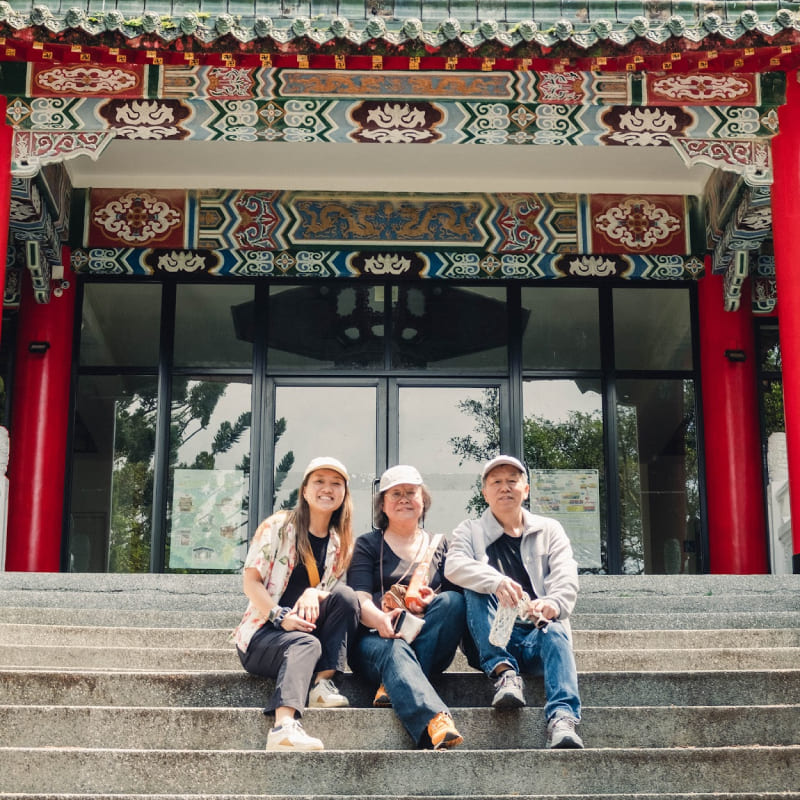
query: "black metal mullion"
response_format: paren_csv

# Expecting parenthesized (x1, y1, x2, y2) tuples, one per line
(150, 282, 176, 573)
(506, 284, 523, 458)
(600, 286, 621, 575)
(251, 281, 269, 539)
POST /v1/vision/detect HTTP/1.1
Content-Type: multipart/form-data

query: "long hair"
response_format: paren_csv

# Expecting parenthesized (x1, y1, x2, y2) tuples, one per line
(290, 473, 355, 577)
(372, 485, 433, 531)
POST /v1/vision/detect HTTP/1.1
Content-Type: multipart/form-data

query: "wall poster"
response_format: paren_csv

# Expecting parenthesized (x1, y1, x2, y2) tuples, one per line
(169, 468, 248, 570)
(529, 468, 602, 569)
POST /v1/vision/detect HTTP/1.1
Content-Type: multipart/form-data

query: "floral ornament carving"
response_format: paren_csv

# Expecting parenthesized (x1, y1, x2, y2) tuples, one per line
(601, 107, 693, 146)
(350, 101, 443, 143)
(35, 66, 140, 95)
(93, 192, 182, 245)
(156, 251, 207, 272)
(99, 99, 191, 140)
(568, 255, 618, 277)
(649, 74, 753, 103)
(594, 198, 681, 251)
(362, 253, 413, 275)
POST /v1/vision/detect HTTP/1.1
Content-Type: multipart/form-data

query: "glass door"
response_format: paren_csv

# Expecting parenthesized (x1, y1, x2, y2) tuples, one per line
(270, 383, 381, 537)
(395, 383, 507, 537)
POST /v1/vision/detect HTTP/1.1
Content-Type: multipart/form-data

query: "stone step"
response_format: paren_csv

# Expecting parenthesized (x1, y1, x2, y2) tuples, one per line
(4, 606, 800, 632)
(2, 668, 797, 709)
(4, 795, 800, 800)
(2, 746, 798, 795)
(1, 642, 798, 672)
(4, 796, 800, 800)
(3, 622, 798, 650)
(1, 574, 797, 614)
(1, 704, 797, 751)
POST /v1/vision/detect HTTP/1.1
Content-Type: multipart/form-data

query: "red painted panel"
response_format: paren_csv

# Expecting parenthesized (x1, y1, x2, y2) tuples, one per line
(87, 188, 187, 249)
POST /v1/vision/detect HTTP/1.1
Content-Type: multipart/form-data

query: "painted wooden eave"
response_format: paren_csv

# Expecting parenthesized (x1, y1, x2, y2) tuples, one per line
(2, 1, 800, 63)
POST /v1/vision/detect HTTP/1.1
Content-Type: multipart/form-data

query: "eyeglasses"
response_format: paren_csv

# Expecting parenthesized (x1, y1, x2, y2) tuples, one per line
(385, 487, 422, 501)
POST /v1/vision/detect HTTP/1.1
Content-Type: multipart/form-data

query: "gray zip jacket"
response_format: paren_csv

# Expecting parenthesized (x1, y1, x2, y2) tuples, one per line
(445, 507, 579, 639)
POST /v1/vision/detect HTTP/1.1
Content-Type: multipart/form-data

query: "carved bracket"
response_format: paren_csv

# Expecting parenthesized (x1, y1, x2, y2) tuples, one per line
(671, 138, 773, 187)
(12, 131, 114, 178)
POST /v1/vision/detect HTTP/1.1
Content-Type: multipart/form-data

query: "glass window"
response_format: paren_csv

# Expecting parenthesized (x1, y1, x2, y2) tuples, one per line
(68, 374, 159, 572)
(523, 379, 605, 571)
(613, 288, 693, 371)
(175, 285, 254, 368)
(273, 385, 377, 535)
(522, 288, 600, 370)
(398, 385, 501, 534)
(268, 285, 385, 370)
(165, 377, 252, 572)
(616, 378, 699, 575)
(80, 284, 162, 366)
(392, 286, 507, 371)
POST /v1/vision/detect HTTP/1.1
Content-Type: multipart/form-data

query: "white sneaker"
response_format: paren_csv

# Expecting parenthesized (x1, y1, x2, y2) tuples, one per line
(546, 715, 584, 749)
(308, 677, 349, 708)
(266, 719, 324, 751)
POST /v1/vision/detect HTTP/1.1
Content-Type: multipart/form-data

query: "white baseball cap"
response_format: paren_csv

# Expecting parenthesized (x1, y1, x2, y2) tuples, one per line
(379, 464, 424, 492)
(481, 455, 527, 482)
(302, 456, 350, 483)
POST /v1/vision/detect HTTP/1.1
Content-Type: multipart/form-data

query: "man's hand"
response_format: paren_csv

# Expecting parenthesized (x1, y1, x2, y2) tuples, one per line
(495, 577, 524, 608)
(525, 598, 558, 623)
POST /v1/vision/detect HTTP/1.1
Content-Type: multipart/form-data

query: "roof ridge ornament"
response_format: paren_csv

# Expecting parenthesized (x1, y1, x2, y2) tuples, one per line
(1, 3, 799, 53)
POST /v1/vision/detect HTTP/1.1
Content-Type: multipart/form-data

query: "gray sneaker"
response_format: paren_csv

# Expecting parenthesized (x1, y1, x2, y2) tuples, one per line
(546, 715, 584, 749)
(491, 669, 526, 708)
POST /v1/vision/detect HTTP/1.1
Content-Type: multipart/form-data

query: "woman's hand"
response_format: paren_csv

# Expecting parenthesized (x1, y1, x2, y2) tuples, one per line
(293, 587, 322, 623)
(406, 585, 434, 614)
(280, 610, 316, 633)
(376, 607, 402, 639)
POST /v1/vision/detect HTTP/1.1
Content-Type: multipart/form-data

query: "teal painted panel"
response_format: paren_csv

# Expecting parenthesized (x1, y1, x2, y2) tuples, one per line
(530, 0, 565, 22)
(585, 0, 618, 22)
(561, 0, 592, 24)
(393, 0, 421, 20)
(141, 0, 175, 14)
(669, 1, 703, 23)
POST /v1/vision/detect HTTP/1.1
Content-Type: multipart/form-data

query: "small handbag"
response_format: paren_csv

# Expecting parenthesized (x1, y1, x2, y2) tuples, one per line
(380, 533, 443, 617)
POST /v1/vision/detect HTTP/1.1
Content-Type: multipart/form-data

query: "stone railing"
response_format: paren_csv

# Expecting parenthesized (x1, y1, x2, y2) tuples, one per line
(767, 432, 792, 574)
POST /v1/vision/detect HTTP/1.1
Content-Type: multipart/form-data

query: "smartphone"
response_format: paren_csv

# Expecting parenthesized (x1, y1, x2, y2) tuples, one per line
(392, 609, 425, 642)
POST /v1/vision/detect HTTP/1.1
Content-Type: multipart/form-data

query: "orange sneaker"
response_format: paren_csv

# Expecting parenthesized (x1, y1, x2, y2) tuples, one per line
(427, 712, 463, 750)
(373, 683, 391, 707)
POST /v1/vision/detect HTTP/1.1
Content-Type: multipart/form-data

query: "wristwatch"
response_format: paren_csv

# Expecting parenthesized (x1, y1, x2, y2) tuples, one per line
(268, 606, 289, 626)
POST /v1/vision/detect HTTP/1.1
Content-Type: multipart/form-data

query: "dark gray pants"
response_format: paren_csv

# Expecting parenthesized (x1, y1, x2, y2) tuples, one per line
(238, 584, 359, 716)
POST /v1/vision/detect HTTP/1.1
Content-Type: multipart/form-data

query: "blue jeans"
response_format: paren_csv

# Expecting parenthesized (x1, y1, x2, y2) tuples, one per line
(464, 589, 581, 722)
(350, 590, 465, 745)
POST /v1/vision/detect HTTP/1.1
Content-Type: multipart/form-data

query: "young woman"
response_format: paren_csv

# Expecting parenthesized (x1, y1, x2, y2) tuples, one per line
(234, 456, 359, 751)
(347, 464, 466, 750)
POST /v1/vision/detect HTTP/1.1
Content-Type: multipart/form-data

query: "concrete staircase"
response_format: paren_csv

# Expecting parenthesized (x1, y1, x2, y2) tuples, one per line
(0, 572, 798, 799)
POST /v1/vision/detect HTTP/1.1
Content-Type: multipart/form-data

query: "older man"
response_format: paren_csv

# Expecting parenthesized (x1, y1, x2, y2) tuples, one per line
(445, 455, 583, 749)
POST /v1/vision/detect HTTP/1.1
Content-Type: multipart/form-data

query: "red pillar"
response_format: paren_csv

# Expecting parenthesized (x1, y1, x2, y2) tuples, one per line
(0, 97, 11, 338)
(5, 248, 75, 571)
(698, 268, 769, 573)
(772, 69, 800, 574)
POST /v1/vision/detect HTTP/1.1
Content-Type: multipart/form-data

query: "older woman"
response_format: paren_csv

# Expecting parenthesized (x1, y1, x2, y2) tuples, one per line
(347, 464, 465, 749)
(234, 456, 360, 751)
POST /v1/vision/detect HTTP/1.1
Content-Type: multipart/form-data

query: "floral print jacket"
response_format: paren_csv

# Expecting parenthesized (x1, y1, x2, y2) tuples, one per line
(233, 510, 344, 653)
